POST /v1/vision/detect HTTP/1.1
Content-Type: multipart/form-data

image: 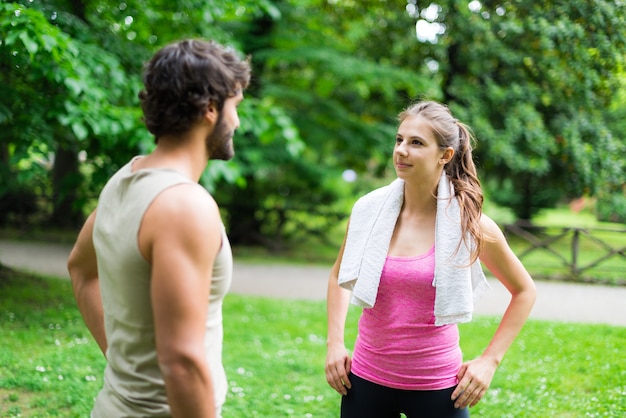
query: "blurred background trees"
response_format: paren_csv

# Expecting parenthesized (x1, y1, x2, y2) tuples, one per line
(1, 0, 625, 248)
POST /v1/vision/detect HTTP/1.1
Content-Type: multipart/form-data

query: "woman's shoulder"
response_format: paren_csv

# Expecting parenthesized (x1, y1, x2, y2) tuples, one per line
(479, 213, 497, 228)
(479, 213, 507, 244)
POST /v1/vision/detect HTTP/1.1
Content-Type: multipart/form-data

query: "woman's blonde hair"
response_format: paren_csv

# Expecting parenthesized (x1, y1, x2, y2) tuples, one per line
(399, 100, 484, 262)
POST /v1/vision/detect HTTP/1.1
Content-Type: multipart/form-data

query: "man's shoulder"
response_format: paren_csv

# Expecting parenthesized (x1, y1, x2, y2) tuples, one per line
(153, 183, 218, 218)
(142, 184, 222, 248)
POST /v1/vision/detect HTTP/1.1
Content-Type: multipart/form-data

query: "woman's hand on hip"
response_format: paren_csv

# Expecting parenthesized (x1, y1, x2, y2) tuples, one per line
(452, 355, 498, 409)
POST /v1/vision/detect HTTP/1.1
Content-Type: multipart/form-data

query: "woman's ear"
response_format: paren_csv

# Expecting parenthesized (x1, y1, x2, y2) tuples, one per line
(440, 147, 454, 165)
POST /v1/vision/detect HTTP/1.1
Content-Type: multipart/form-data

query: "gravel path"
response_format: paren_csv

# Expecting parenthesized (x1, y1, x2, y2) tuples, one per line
(1, 239, 624, 327)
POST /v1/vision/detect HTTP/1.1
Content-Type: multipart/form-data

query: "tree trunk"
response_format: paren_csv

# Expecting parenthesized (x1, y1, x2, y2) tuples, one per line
(223, 176, 265, 246)
(443, 40, 461, 104)
(49, 142, 83, 228)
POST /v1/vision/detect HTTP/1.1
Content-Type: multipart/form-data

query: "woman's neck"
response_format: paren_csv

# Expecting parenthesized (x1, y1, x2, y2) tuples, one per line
(401, 177, 439, 216)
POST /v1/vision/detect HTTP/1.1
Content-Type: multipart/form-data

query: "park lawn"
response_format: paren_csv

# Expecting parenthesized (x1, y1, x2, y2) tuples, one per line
(0, 272, 625, 417)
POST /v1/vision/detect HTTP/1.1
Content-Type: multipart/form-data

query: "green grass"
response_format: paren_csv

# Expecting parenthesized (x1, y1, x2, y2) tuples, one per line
(0, 270, 104, 416)
(1, 271, 625, 417)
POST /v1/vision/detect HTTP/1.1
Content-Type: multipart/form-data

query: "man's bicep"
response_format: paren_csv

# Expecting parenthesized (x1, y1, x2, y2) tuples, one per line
(147, 188, 222, 355)
(151, 247, 212, 351)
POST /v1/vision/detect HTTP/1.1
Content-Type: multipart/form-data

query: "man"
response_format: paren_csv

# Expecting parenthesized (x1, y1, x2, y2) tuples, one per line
(67, 38, 251, 417)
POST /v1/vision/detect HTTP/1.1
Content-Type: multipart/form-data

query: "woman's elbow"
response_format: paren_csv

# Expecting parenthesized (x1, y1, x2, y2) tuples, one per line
(516, 279, 537, 310)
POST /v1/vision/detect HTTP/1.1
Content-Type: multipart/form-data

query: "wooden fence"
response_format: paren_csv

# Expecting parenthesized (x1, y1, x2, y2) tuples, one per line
(502, 224, 626, 286)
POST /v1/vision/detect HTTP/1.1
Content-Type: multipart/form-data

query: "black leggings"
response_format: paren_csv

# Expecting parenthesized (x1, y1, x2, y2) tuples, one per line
(341, 373, 470, 418)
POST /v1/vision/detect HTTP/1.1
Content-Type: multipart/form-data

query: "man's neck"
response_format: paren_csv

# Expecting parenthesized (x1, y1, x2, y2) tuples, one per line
(141, 133, 209, 182)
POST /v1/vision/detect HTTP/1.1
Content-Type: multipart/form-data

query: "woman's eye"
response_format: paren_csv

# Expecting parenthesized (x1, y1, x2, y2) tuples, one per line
(411, 140, 421, 145)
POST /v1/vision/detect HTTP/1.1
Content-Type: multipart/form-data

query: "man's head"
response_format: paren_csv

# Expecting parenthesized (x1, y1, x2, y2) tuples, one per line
(139, 39, 251, 141)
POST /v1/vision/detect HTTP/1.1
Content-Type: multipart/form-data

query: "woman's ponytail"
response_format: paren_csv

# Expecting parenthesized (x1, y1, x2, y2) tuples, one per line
(448, 121, 483, 262)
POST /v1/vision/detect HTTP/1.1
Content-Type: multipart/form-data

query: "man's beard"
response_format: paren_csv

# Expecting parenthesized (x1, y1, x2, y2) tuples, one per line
(206, 112, 235, 161)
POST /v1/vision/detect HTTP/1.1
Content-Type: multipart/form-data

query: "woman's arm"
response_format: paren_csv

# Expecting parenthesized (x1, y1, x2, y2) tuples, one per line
(452, 214, 537, 409)
(325, 227, 354, 396)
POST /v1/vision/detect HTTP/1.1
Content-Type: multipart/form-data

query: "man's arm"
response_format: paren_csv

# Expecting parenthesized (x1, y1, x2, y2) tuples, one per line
(140, 184, 221, 418)
(67, 210, 107, 356)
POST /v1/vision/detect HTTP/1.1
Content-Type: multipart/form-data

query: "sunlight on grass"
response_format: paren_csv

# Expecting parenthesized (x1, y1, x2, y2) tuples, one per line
(533, 206, 619, 229)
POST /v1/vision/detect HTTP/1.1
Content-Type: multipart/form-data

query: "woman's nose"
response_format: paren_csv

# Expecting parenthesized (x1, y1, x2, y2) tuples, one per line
(395, 143, 408, 156)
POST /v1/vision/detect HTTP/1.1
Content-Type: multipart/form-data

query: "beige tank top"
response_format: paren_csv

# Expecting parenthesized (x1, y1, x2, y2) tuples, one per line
(91, 157, 232, 417)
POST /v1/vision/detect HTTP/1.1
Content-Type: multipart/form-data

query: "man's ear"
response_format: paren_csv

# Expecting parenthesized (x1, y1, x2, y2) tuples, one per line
(440, 147, 454, 165)
(204, 102, 218, 124)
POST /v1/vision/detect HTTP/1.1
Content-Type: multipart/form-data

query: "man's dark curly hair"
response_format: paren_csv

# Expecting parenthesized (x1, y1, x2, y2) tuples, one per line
(138, 39, 251, 139)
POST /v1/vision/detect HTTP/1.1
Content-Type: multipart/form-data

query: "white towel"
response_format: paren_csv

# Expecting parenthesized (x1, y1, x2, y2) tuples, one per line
(337, 172, 490, 325)
(433, 172, 491, 325)
(337, 179, 405, 308)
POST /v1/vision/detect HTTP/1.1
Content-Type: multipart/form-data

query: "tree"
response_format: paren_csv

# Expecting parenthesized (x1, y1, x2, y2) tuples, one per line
(3, 0, 625, 248)
(600, 69, 626, 223)
(431, 0, 626, 220)
(0, 0, 303, 232)
(212, 0, 438, 245)
(1, 1, 149, 227)
(232, 0, 626, 230)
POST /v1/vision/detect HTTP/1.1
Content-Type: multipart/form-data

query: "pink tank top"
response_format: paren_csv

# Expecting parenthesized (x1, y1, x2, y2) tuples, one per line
(351, 246, 462, 390)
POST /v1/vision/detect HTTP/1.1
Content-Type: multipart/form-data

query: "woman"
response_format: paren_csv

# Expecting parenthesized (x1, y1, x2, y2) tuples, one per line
(325, 101, 536, 417)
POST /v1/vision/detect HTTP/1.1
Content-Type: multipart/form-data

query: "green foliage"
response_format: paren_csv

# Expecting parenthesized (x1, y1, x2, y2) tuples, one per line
(210, 0, 441, 244)
(258, 0, 438, 174)
(1, 273, 625, 417)
(0, 2, 150, 224)
(0, 0, 306, 228)
(596, 192, 626, 224)
(235, 0, 626, 231)
(2, 0, 626, 241)
(437, 0, 626, 219)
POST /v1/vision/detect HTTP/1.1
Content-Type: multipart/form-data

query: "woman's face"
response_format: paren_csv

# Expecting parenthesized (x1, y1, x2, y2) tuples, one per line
(393, 115, 451, 182)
